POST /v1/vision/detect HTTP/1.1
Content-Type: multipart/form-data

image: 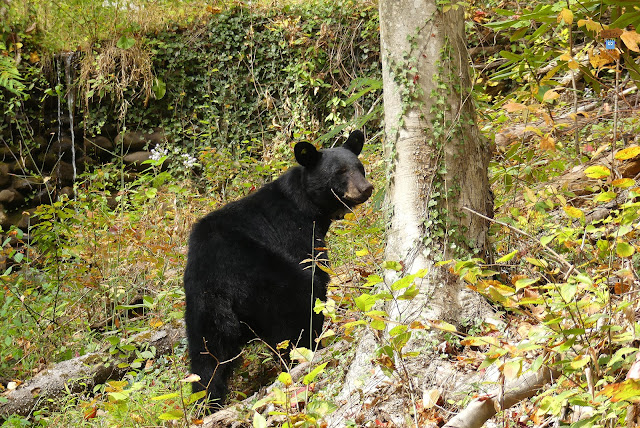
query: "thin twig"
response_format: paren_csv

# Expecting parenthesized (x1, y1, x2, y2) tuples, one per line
(462, 206, 575, 278)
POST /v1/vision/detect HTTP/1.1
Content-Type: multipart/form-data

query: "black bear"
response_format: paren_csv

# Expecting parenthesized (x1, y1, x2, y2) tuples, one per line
(183, 130, 373, 405)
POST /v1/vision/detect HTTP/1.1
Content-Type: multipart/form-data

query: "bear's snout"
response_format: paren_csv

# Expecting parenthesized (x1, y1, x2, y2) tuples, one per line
(343, 175, 374, 205)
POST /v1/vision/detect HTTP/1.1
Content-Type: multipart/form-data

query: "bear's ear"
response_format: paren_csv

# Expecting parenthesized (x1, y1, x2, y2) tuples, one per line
(343, 130, 364, 155)
(294, 141, 321, 168)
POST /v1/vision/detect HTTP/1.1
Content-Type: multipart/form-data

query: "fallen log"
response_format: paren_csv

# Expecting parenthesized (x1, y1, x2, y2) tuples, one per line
(443, 366, 560, 428)
(0, 323, 184, 421)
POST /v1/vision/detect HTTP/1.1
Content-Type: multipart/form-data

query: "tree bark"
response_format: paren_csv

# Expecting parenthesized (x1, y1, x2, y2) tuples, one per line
(326, 1, 494, 426)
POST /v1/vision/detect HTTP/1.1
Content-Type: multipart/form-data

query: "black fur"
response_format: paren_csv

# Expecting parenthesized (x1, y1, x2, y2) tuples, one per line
(183, 130, 373, 405)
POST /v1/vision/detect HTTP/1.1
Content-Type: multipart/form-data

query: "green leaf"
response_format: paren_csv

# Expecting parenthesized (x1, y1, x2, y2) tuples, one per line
(290, 347, 313, 363)
(594, 191, 616, 202)
(559, 282, 577, 302)
(116, 35, 136, 50)
(382, 260, 403, 271)
(307, 399, 337, 416)
(616, 241, 635, 257)
(152, 77, 166, 100)
(184, 390, 206, 405)
(152, 392, 180, 401)
(584, 165, 610, 179)
(607, 347, 637, 368)
(158, 410, 184, 420)
(354, 293, 377, 311)
(496, 250, 518, 263)
(303, 362, 327, 385)
(514, 277, 538, 290)
(253, 412, 267, 428)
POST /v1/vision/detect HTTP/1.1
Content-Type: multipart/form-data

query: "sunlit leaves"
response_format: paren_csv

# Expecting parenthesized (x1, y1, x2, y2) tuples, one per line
(557, 8, 573, 25)
(615, 146, 640, 160)
(584, 165, 610, 179)
(563, 205, 584, 219)
(616, 241, 635, 258)
(621, 30, 640, 53)
(601, 380, 640, 403)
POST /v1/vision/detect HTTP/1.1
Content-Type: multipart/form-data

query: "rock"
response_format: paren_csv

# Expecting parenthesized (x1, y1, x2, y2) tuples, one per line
(52, 162, 76, 187)
(31, 188, 55, 206)
(0, 146, 13, 162)
(85, 136, 114, 161)
(115, 129, 167, 153)
(0, 189, 25, 208)
(0, 163, 11, 188)
(123, 151, 151, 171)
(50, 137, 83, 163)
(58, 186, 74, 200)
(37, 151, 58, 170)
(16, 209, 37, 230)
(0, 204, 7, 226)
(13, 177, 43, 193)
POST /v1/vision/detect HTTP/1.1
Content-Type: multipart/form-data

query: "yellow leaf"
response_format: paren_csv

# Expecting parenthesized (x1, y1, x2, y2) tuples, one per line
(612, 178, 635, 188)
(543, 90, 560, 102)
(578, 18, 605, 33)
(563, 205, 584, 219)
(615, 145, 640, 160)
(422, 389, 440, 409)
(502, 360, 522, 380)
(278, 372, 293, 386)
(621, 30, 640, 53)
(428, 320, 457, 332)
(558, 8, 573, 25)
(584, 165, 610, 179)
(568, 59, 579, 70)
(524, 125, 543, 136)
(539, 135, 556, 151)
(503, 102, 528, 113)
(570, 356, 590, 369)
(559, 52, 572, 61)
(523, 187, 536, 203)
(617, 241, 635, 258)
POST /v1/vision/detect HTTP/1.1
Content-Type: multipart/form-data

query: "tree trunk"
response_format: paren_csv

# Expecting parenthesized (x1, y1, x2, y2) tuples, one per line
(326, 1, 494, 425)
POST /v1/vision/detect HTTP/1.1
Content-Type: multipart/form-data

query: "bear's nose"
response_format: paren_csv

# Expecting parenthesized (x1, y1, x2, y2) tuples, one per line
(360, 181, 373, 200)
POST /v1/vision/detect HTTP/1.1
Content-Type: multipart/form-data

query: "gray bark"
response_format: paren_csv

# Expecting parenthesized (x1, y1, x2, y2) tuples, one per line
(326, 0, 494, 426)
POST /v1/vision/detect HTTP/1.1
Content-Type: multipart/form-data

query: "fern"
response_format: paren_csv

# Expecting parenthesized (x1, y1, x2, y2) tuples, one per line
(0, 43, 26, 97)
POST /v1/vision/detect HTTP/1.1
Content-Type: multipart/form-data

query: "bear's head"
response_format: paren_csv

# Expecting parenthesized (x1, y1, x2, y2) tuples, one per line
(294, 130, 374, 219)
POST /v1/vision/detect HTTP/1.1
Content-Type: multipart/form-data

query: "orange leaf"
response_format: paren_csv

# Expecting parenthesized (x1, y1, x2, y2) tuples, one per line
(621, 30, 640, 52)
(539, 135, 556, 151)
(503, 102, 528, 113)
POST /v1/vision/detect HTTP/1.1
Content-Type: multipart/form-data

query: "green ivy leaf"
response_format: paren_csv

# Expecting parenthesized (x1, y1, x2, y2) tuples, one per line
(152, 77, 166, 100)
(116, 35, 136, 50)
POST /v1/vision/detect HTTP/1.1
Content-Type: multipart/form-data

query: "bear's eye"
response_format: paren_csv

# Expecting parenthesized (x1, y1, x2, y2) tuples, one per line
(337, 167, 348, 175)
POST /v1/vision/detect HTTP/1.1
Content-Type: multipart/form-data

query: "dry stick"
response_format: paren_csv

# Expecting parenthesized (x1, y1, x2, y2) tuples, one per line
(461, 206, 575, 278)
